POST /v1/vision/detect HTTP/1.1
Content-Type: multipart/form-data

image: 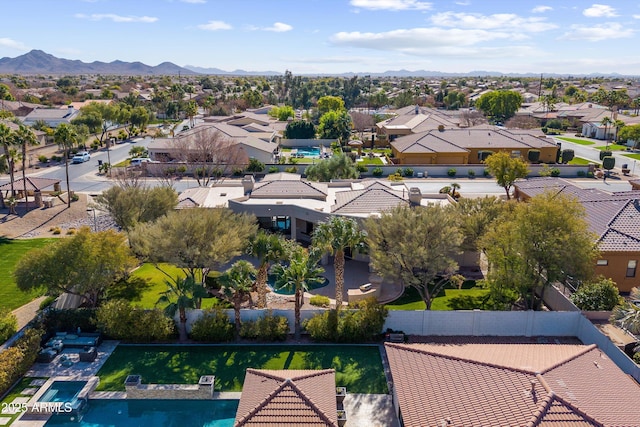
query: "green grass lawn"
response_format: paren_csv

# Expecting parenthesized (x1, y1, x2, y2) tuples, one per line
(96, 345, 387, 393)
(129, 263, 225, 309)
(555, 137, 595, 146)
(0, 377, 47, 424)
(385, 281, 490, 311)
(0, 237, 57, 311)
(568, 157, 596, 165)
(357, 157, 384, 165)
(595, 144, 627, 151)
(623, 153, 640, 160)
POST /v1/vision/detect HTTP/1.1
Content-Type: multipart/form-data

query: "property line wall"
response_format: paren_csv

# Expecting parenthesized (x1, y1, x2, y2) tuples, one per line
(181, 309, 640, 382)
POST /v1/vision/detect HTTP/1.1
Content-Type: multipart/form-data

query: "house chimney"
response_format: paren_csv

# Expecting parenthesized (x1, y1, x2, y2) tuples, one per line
(409, 187, 422, 205)
(241, 175, 255, 195)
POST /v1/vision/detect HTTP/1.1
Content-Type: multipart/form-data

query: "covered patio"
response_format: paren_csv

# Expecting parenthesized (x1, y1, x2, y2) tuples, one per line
(0, 177, 61, 212)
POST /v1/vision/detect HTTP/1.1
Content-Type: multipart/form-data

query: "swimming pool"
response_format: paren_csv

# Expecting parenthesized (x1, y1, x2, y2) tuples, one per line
(292, 146, 321, 157)
(39, 381, 87, 403)
(45, 399, 239, 427)
(268, 274, 329, 295)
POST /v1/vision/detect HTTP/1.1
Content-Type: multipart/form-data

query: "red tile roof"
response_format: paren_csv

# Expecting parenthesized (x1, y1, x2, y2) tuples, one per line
(235, 369, 338, 427)
(386, 341, 640, 427)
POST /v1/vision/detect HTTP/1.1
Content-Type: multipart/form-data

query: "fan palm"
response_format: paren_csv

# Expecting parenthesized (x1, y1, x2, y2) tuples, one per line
(157, 275, 207, 342)
(312, 216, 366, 309)
(220, 260, 256, 339)
(0, 123, 16, 201)
(247, 231, 287, 308)
(272, 244, 325, 339)
(12, 124, 38, 212)
(53, 124, 78, 208)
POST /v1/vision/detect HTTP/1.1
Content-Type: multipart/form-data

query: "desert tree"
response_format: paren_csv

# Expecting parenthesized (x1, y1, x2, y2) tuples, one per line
(483, 151, 529, 200)
(365, 204, 463, 310)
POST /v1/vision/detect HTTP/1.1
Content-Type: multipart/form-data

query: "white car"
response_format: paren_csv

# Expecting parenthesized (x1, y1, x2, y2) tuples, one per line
(71, 152, 90, 164)
(130, 158, 152, 167)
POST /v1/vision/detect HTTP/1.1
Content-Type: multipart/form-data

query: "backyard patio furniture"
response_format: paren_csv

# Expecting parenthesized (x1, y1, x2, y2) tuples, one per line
(36, 348, 57, 363)
(59, 355, 74, 367)
(79, 347, 97, 362)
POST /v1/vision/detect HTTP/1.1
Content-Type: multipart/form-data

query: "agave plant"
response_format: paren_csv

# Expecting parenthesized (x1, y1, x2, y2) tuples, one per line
(610, 287, 640, 335)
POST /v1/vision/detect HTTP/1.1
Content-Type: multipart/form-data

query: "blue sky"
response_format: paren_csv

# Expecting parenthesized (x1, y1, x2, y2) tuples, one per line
(1, 0, 639, 74)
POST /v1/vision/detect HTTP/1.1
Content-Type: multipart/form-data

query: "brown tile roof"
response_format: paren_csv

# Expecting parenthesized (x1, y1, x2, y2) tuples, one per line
(251, 180, 328, 200)
(391, 128, 557, 154)
(235, 369, 338, 427)
(0, 177, 60, 192)
(385, 341, 640, 427)
(331, 182, 409, 214)
(514, 178, 640, 252)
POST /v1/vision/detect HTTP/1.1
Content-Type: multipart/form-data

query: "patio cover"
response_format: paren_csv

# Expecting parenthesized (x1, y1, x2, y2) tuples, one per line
(0, 177, 60, 192)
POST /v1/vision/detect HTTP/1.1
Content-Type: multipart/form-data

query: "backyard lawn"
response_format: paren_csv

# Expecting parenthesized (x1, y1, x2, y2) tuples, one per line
(555, 136, 595, 146)
(95, 345, 387, 394)
(623, 153, 640, 160)
(568, 157, 596, 165)
(385, 281, 490, 311)
(129, 263, 225, 309)
(0, 237, 57, 310)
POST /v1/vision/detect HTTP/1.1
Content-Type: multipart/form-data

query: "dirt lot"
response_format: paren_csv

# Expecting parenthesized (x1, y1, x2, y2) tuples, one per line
(0, 193, 89, 239)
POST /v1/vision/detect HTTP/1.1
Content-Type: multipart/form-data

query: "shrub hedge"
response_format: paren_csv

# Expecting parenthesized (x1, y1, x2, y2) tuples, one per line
(0, 328, 43, 397)
(240, 310, 289, 341)
(94, 300, 174, 342)
(303, 298, 388, 342)
(0, 308, 18, 343)
(190, 308, 234, 342)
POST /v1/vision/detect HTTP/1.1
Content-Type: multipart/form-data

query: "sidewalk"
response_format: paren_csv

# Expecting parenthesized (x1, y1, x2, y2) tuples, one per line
(11, 296, 46, 330)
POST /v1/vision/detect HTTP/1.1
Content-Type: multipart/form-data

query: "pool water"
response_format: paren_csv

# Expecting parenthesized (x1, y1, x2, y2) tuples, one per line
(268, 274, 329, 295)
(39, 381, 86, 403)
(292, 146, 320, 157)
(45, 399, 239, 427)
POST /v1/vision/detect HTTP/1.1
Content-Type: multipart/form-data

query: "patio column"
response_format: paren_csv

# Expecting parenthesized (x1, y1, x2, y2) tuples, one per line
(290, 216, 297, 241)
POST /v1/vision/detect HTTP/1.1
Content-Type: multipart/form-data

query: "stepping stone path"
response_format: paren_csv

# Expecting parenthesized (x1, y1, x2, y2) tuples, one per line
(30, 379, 46, 386)
(21, 388, 38, 396)
(0, 416, 11, 425)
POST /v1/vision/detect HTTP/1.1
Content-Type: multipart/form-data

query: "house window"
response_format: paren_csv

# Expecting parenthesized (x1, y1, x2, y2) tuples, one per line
(596, 259, 608, 266)
(627, 260, 637, 278)
(511, 150, 521, 158)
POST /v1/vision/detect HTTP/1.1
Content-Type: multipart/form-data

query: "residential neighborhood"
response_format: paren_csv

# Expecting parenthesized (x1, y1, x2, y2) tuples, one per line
(2, 1, 640, 426)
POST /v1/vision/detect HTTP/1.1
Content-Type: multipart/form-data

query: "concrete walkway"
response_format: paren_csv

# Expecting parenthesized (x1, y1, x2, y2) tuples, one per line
(11, 297, 46, 330)
(344, 394, 400, 427)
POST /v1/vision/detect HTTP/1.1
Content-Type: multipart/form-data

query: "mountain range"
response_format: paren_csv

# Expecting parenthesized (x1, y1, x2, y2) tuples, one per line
(0, 50, 631, 78)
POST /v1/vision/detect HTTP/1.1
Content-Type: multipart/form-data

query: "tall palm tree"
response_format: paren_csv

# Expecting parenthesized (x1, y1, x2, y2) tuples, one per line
(0, 123, 16, 200)
(247, 231, 287, 308)
(157, 275, 206, 342)
(601, 116, 612, 148)
(220, 260, 256, 339)
(613, 119, 625, 143)
(53, 123, 78, 208)
(13, 124, 38, 212)
(272, 244, 325, 339)
(312, 216, 366, 309)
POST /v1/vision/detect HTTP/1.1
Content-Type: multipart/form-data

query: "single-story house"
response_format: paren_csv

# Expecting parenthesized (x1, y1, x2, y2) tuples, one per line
(386, 337, 640, 426)
(376, 105, 464, 141)
(21, 105, 79, 128)
(147, 123, 277, 164)
(391, 128, 558, 165)
(514, 177, 640, 292)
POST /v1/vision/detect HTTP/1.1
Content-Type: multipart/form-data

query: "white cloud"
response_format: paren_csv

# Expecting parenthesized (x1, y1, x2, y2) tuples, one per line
(74, 13, 158, 23)
(532, 5, 552, 13)
(430, 12, 557, 32)
(633, 14, 640, 19)
(264, 22, 293, 32)
(331, 27, 512, 51)
(197, 20, 232, 31)
(455, 1, 471, 6)
(562, 22, 632, 41)
(180, 0, 206, 3)
(583, 4, 617, 18)
(350, 0, 432, 11)
(0, 38, 28, 50)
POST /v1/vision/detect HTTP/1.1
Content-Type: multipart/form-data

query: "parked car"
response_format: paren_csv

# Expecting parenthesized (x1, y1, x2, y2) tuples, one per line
(71, 152, 90, 164)
(130, 157, 152, 167)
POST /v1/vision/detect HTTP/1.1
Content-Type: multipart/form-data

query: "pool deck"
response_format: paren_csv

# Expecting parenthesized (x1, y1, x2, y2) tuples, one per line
(26, 341, 119, 379)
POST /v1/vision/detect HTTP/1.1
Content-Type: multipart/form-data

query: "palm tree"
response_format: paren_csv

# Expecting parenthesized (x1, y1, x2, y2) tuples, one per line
(272, 244, 325, 339)
(53, 123, 78, 208)
(13, 124, 38, 212)
(614, 119, 625, 143)
(220, 260, 256, 339)
(247, 231, 287, 308)
(449, 182, 461, 198)
(601, 116, 612, 148)
(157, 275, 206, 341)
(312, 216, 366, 309)
(610, 288, 640, 335)
(0, 123, 16, 201)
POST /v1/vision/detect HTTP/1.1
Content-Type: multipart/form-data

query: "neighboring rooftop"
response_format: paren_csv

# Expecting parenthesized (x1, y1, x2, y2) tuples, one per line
(386, 338, 640, 427)
(234, 369, 338, 427)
